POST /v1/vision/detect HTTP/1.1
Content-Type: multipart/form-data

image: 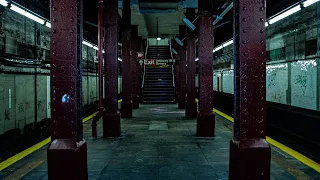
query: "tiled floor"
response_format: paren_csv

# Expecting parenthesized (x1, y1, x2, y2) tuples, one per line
(1, 104, 319, 180)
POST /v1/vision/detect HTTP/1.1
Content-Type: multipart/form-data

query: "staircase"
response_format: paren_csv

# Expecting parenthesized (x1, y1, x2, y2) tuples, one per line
(146, 46, 171, 59)
(142, 67, 175, 103)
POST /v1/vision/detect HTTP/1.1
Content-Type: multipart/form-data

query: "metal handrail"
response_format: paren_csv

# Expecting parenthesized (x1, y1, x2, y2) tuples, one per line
(141, 40, 149, 88)
(172, 65, 175, 87)
(142, 64, 146, 88)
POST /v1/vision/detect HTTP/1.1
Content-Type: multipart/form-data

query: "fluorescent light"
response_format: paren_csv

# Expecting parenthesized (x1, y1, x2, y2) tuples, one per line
(171, 48, 178, 55)
(0, 0, 8, 7)
(10, 4, 26, 16)
(213, 45, 223, 53)
(265, 22, 268, 27)
(223, 40, 233, 47)
(175, 37, 184, 46)
(82, 41, 93, 47)
(157, 37, 161, 41)
(11, 4, 45, 24)
(25, 12, 45, 24)
(269, 5, 301, 24)
(303, 0, 320, 7)
(183, 18, 196, 31)
(93, 46, 99, 50)
(45, 22, 51, 28)
(102, 50, 105, 53)
(118, 58, 122, 62)
(195, 58, 199, 61)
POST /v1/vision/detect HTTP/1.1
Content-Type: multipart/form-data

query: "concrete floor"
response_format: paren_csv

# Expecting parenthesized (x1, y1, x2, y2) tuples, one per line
(1, 104, 319, 180)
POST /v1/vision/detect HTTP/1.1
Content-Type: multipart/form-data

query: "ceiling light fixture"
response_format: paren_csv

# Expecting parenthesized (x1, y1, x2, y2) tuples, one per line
(269, 5, 301, 24)
(303, 0, 320, 7)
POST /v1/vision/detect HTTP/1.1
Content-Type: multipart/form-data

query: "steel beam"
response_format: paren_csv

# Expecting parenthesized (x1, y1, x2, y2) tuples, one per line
(178, 25, 187, 109)
(47, 0, 87, 179)
(103, 0, 121, 137)
(197, 0, 215, 136)
(131, 25, 140, 109)
(229, 0, 271, 179)
(121, 0, 133, 118)
(185, 9, 197, 119)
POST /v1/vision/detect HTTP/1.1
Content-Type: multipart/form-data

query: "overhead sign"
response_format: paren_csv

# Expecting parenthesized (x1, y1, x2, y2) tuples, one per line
(137, 52, 145, 59)
(142, 59, 175, 66)
(144, 59, 156, 66)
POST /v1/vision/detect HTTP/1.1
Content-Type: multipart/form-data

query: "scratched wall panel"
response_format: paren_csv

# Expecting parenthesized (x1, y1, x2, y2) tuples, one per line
(82, 77, 87, 105)
(36, 75, 47, 121)
(222, 70, 234, 94)
(15, 75, 35, 130)
(1, 75, 16, 133)
(0, 75, 16, 134)
(291, 60, 317, 110)
(213, 72, 220, 91)
(266, 63, 288, 104)
(46, 76, 51, 118)
(89, 76, 98, 103)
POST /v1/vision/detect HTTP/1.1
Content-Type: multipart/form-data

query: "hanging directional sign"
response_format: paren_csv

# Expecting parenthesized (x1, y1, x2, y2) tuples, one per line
(137, 52, 145, 59)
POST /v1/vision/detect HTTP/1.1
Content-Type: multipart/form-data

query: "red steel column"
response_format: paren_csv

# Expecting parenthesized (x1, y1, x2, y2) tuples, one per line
(185, 19, 197, 119)
(121, 0, 133, 118)
(178, 25, 187, 109)
(229, 0, 271, 179)
(98, 0, 104, 113)
(137, 36, 143, 102)
(103, 0, 121, 137)
(197, 0, 215, 136)
(48, 0, 88, 179)
(131, 25, 140, 109)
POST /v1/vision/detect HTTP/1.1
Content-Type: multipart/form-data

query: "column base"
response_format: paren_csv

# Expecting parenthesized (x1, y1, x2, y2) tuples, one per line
(103, 111, 121, 137)
(178, 97, 185, 109)
(131, 94, 140, 109)
(185, 101, 197, 119)
(121, 101, 133, 118)
(196, 110, 215, 137)
(48, 139, 88, 180)
(229, 139, 271, 180)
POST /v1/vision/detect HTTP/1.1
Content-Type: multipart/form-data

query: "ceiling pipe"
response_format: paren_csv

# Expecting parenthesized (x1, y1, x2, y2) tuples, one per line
(212, 2, 233, 26)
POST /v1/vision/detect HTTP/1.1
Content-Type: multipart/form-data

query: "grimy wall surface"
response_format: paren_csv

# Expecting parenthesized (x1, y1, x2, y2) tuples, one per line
(0, 4, 123, 136)
(199, 2, 320, 112)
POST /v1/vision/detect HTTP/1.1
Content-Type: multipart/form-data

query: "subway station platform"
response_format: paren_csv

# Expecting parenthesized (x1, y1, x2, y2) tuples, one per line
(1, 104, 319, 180)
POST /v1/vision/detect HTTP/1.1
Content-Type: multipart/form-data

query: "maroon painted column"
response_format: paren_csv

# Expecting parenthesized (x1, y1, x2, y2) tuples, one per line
(178, 25, 187, 109)
(47, 0, 88, 179)
(103, 0, 121, 137)
(131, 25, 140, 109)
(229, 0, 271, 179)
(197, 0, 215, 137)
(185, 23, 197, 119)
(137, 36, 144, 102)
(121, 0, 133, 118)
(98, 0, 104, 113)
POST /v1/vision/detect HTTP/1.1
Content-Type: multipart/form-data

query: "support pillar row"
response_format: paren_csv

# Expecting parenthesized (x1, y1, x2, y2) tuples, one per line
(131, 25, 140, 109)
(103, 0, 121, 137)
(229, 0, 271, 179)
(47, 0, 88, 179)
(185, 11, 197, 119)
(197, 0, 215, 136)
